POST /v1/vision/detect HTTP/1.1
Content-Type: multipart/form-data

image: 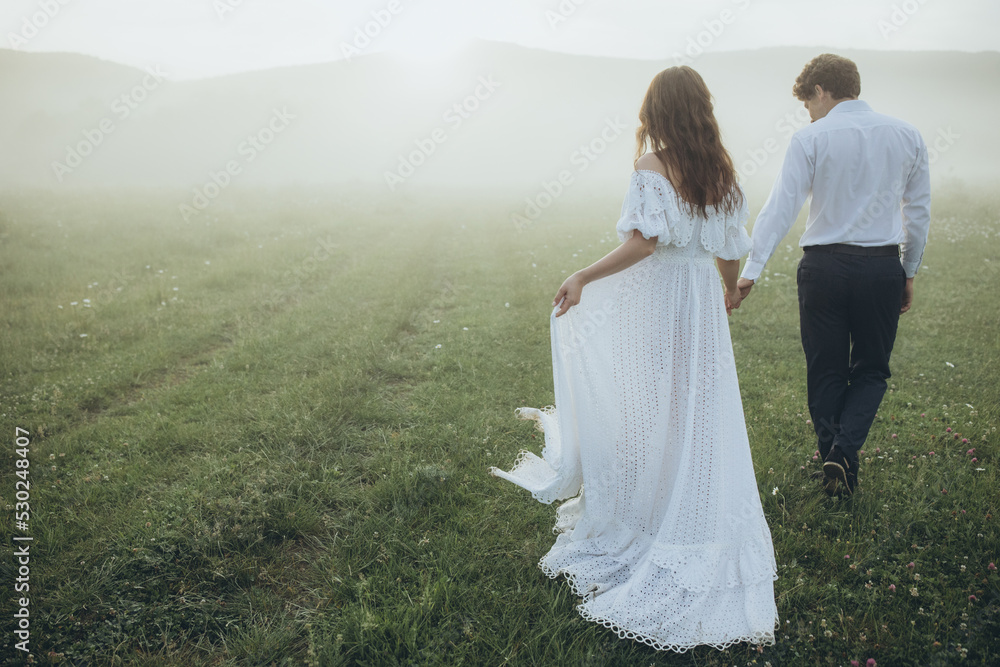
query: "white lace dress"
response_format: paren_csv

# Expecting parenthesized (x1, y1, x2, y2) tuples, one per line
(488, 169, 779, 652)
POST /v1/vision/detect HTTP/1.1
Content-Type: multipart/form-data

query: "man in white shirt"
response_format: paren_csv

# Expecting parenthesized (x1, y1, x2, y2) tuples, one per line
(736, 53, 931, 497)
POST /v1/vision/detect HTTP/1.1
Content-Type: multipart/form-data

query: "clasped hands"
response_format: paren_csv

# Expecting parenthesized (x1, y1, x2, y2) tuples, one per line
(724, 278, 755, 316)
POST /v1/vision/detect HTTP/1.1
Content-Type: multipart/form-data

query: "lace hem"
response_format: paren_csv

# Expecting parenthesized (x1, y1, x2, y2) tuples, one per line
(539, 554, 779, 653)
(615, 170, 752, 260)
(486, 405, 582, 505)
(575, 605, 779, 654)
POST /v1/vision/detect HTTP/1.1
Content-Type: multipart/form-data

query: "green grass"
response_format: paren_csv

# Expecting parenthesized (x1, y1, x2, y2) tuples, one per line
(1, 182, 998, 666)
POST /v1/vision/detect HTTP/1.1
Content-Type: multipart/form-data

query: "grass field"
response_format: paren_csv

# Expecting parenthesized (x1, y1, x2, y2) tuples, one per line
(1, 182, 998, 666)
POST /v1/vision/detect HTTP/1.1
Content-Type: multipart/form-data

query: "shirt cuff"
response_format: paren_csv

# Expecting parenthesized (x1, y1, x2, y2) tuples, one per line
(901, 260, 920, 279)
(740, 260, 765, 282)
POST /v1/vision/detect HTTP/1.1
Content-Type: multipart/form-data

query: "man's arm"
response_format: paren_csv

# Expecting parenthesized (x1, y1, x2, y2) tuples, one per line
(899, 136, 931, 280)
(740, 135, 814, 283)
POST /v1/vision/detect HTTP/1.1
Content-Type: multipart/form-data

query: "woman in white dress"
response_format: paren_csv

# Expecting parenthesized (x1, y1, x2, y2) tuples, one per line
(488, 66, 779, 653)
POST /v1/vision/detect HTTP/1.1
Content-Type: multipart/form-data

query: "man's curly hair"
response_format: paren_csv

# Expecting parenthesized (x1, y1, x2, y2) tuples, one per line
(793, 54, 861, 101)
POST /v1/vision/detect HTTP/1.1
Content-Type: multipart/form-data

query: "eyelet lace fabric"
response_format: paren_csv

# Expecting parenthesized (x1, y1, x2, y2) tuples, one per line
(615, 169, 753, 261)
(488, 170, 778, 653)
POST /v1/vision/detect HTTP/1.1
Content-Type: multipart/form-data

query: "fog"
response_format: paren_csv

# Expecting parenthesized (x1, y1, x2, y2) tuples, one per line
(1, 41, 996, 210)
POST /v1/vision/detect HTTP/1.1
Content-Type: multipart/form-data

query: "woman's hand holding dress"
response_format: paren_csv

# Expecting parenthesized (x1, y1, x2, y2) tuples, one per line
(553, 272, 587, 318)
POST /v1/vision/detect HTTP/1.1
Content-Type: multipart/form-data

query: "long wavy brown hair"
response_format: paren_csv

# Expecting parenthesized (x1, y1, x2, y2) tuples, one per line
(633, 66, 743, 218)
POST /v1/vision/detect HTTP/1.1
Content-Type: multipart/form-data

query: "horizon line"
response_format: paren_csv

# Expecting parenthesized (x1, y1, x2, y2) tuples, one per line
(2, 38, 998, 82)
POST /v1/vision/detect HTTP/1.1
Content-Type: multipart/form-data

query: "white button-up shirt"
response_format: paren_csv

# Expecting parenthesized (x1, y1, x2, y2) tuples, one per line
(741, 99, 931, 280)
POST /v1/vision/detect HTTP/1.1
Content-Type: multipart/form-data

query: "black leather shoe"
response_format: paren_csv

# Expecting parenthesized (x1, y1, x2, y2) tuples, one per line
(822, 447, 856, 496)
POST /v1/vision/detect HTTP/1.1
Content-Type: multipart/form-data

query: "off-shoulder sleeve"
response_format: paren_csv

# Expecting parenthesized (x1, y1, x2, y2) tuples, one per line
(701, 185, 753, 260)
(614, 170, 685, 245)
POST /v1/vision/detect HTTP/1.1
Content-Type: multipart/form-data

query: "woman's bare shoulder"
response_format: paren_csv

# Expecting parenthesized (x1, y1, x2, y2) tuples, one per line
(634, 152, 668, 177)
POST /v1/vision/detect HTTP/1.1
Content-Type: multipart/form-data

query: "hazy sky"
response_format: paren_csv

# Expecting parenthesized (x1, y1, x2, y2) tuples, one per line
(3, 0, 998, 79)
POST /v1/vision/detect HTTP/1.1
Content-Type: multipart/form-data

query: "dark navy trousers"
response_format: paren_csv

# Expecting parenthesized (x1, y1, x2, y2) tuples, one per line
(796, 249, 907, 475)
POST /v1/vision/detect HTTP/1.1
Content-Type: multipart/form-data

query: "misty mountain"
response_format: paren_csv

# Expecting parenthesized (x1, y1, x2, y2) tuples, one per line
(0, 41, 996, 204)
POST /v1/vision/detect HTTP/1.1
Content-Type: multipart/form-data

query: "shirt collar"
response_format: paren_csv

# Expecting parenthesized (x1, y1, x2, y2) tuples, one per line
(826, 99, 871, 116)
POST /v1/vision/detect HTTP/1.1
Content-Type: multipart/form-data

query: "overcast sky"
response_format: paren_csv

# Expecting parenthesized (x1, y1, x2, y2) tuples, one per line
(3, 0, 998, 79)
